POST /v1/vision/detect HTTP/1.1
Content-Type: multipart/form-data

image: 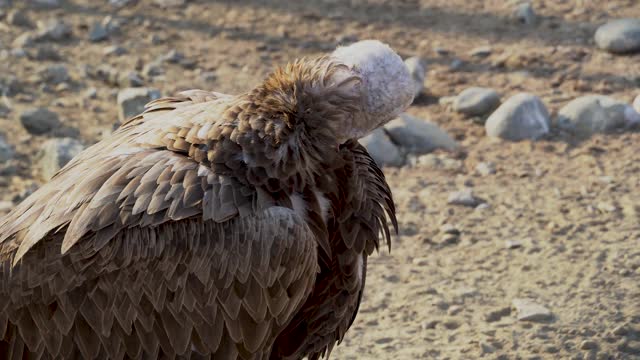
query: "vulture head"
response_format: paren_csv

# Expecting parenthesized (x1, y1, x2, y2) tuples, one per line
(253, 40, 414, 152)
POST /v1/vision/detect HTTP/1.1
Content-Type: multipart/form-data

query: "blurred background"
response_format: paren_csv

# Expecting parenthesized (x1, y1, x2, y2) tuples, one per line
(1, 0, 640, 359)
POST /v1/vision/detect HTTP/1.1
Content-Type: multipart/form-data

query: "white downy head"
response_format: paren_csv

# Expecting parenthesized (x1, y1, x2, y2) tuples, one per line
(329, 40, 414, 140)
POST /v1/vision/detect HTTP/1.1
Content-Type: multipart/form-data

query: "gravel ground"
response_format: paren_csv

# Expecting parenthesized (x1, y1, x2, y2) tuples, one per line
(0, 1, 639, 359)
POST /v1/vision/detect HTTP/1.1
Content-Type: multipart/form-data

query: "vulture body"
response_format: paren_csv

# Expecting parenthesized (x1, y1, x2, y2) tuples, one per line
(0, 40, 413, 359)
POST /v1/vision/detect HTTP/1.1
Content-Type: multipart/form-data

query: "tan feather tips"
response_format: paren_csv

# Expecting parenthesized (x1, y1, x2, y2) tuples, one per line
(250, 57, 363, 143)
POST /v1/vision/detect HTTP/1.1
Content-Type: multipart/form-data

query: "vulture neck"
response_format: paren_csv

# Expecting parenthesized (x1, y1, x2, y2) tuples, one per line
(221, 59, 362, 192)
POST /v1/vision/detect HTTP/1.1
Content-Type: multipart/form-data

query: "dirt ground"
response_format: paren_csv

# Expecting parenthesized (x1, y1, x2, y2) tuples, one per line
(1, 0, 639, 359)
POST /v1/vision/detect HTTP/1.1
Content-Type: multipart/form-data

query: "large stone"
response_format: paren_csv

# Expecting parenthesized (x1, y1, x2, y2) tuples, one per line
(404, 56, 427, 98)
(485, 93, 550, 141)
(557, 95, 630, 138)
(595, 19, 640, 54)
(452, 87, 501, 117)
(116, 88, 161, 122)
(19, 107, 62, 135)
(37, 138, 84, 181)
(359, 128, 404, 167)
(384, 113, 457, 154)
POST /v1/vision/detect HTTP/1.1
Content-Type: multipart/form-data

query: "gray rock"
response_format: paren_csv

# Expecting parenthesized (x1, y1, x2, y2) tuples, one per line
(626, 103, 640, 127)
(468, 46, 492, 58)
(505, 240, 522, 249)
(512, 298, 552, 322)
(404, 56, 427, 98)
(580, 340, 598, 350)
(152, 0, 186, 6)
(37, 138, 84, 181)
(9, 48, 26, 58)
(160, 49, 185, 64)
(118, 71, 144, 87)
(7, 9, 32, 27)
(359, 128, 404, 167)
(29, 45, 62, 61)
(453, 87, 501, 117)
(0, 134, 14, 162)
(595, 19, 640, 54)
(142, 60, 164, 77)
(39, 64, 69, 84)
(33, 0, 60, 6)
(0, 103, 10, 117)
(384, 113, 457, 154)
(485, 307, 511, 322)
(84, 87, 97, 99)
(36, 19, 71, 41)
(199, 71, 217, 83)
(479, 342, 496, 355)
(89, 21, 109, 42)
(117, 87, 161, 122)
(20, 107, 62, 135)
(557, 95, 630, 138)
(109, 0, 137, 7)
(449, 58, 464, 71)
(447, 189, 483, 207)
(103, 45, 127, 56)
(485, 93, 550, 141)
(0, 76, 21, 96)
(515, 2, 536, 25)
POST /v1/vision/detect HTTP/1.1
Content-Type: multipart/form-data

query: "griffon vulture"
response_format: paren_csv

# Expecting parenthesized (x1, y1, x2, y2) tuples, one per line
(0, 40, 413, 359)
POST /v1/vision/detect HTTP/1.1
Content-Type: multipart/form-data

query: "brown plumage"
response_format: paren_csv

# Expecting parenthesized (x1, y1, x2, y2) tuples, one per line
(0, 42, 408, 359)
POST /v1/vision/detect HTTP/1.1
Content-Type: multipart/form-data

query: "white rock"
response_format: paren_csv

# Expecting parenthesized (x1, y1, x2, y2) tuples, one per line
(37, 138, 84, 181)
(512, 298, 552, 322)
(384, 113, 457, 154)
(447, 188, 483, 207)
(595, 19, 640, 54)
(359, 128, 404, 167)
(116, 88, 161, 122)
(453, 87, 501, 117)
(404, 56, 427, 98)
(557, 95, 629, 138)
(485, 93, 550, 141)
(515, 3, 536, 25)
(475, 161, 496, 176)
(634, 94, 640, 113)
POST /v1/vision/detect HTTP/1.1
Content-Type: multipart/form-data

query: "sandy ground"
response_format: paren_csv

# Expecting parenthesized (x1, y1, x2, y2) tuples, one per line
(1, 0, 639, 359)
